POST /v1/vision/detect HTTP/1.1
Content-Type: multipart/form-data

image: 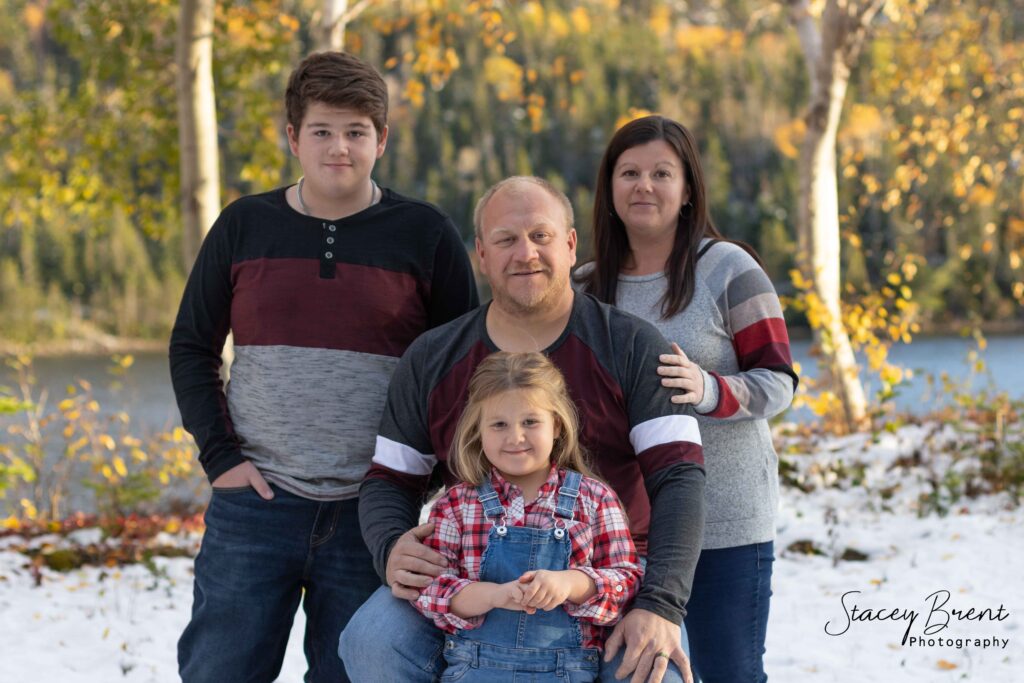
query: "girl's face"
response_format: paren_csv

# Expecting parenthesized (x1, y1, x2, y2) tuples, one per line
(611, 139, 690, 245)
(478, 388, 560, 492)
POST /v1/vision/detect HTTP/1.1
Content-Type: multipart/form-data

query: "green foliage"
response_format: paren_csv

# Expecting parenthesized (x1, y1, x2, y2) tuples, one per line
(0, 0, 1021, 346)
(0, 355, 202, 522)
(913, 354, 1024, 514)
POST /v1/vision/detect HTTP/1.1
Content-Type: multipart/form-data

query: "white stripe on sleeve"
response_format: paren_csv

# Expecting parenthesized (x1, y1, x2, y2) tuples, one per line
(629, 415, 702, 454)
(372, 435, 437, 475)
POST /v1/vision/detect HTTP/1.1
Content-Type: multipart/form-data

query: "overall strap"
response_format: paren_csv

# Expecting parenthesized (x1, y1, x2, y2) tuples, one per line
(554, 470, 583, 520)
(475, 483, 506, 520)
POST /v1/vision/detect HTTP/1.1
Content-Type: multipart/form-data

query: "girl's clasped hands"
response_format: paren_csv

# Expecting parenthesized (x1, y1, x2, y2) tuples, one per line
(491, 569, 587, 614)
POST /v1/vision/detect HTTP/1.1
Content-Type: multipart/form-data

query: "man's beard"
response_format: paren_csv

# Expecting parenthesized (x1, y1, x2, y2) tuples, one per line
(489, 270, 568, 317)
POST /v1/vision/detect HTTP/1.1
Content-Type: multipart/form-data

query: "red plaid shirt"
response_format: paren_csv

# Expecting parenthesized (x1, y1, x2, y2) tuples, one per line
(412, 466, 642, 650)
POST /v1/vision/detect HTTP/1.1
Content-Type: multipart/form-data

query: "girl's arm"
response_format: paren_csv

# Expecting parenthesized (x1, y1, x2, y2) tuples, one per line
(451, 580, 533, 618)
(563, 485, 644, 626)
(411, 495, 485, 630)
(413, 491, 535, 629)
(518, 568, 597, 612)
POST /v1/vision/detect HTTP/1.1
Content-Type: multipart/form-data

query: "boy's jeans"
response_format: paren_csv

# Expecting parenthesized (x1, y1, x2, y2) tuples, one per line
(178, 485, 380, 683)
(339, 586, 690, 683)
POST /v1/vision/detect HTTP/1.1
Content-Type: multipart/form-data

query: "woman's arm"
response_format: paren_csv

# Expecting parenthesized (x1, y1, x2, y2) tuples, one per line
(661, 250, 798, 421)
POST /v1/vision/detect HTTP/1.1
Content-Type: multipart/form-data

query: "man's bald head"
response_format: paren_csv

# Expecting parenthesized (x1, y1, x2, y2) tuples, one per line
(473, 176, 575, 240)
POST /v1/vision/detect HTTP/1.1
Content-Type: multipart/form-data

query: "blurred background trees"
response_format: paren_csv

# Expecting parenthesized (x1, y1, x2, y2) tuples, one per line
(1, 1, 1021, 373)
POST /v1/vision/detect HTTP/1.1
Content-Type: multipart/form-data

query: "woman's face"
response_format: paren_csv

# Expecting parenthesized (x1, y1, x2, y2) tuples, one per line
(611, 139, 691, 244)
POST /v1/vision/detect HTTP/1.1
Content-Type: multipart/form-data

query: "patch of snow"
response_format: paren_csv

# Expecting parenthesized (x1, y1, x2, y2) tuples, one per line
(0, 422, 1019, 681)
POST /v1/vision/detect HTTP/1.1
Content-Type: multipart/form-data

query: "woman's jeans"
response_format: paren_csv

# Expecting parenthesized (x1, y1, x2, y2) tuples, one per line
(683, 541, 774, 683)
(177, 485, 380, 683)
(339, 587, 690, 682)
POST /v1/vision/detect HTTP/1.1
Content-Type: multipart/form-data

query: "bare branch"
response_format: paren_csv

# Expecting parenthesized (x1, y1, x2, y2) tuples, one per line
(745, 2, 784, 34)
(787, 0, 822, 90)
(339, 0, 374, 27)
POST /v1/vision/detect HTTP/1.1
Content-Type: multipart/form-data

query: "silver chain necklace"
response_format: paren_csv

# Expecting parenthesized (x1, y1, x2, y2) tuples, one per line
(296, 177, 379, 217)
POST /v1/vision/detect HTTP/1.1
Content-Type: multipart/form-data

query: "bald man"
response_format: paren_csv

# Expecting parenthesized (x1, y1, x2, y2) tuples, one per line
(341, 177, 705, 683)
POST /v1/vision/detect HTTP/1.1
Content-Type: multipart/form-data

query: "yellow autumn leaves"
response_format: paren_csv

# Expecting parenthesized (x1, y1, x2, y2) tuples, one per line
(3, 355, 199, 521)
(787, 257, 923, 420)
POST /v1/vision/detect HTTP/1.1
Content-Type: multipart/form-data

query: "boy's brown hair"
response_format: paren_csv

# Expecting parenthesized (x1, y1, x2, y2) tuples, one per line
(285, 51, 388, 136)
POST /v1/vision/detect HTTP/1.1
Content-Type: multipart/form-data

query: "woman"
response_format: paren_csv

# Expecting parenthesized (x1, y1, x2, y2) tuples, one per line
(577, 115, 798, 682)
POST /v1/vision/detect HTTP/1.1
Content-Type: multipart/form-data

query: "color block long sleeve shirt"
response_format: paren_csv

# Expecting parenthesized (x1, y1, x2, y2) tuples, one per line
(360, 293, 706, 624)
(601, 239, 797, 549)
(169, 186, 478, 500)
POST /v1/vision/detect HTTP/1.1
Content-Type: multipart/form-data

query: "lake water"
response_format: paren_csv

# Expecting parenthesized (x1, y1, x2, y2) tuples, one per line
(1, 335, 1020, 513)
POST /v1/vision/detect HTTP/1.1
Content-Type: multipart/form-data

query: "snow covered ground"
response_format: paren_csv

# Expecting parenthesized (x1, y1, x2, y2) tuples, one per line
(0, 423, 1019, 682)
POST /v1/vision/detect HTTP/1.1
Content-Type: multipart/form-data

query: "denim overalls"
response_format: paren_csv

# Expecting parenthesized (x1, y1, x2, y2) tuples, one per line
(441, 469, 601, 682)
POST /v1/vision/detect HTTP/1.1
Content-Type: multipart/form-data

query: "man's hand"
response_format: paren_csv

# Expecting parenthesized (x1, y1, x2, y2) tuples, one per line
(385, 522, 447, 600)
(604, 608, 692, 683)
(211, 461, 274, 500)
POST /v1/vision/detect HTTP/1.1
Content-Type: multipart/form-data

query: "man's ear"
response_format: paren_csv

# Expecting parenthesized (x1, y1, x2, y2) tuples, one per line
(376, 125, 389, 158)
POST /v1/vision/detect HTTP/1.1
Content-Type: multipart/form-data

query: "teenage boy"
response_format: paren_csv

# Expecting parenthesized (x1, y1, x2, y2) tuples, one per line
(170, 51, 478, 683)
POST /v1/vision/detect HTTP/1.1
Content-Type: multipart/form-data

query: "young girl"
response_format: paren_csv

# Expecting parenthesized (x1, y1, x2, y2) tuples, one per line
(412, 352, 643, 682)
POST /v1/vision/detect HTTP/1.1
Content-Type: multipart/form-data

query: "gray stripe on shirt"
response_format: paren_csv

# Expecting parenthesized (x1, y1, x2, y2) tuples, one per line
(227, 344, 399, 500)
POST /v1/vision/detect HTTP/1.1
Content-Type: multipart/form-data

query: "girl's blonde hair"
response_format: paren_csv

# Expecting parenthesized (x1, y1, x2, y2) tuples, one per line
(449, 352, 595, 485)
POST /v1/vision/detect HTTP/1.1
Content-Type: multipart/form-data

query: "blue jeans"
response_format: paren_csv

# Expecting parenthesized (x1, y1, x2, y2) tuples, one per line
(178, 485, 380, 683)
(683, 541, 774, 683)
(339, 587, 689, 682)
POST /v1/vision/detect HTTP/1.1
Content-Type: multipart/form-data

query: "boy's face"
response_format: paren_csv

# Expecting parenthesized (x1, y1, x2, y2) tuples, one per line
(286, 102, 387, 203)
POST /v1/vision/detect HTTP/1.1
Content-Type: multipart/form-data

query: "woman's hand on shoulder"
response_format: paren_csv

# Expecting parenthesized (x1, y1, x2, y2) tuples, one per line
(657, 342, 705, 405)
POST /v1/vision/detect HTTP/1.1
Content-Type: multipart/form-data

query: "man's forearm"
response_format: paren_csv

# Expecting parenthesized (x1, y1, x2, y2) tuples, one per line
(358, 477, 423, 582)
(633, 463, 706, 623)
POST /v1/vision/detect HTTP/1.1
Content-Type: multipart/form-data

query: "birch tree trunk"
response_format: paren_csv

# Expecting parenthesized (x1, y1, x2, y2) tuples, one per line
(788, 0, 884, 431)
(177, 0, 231, 374)
(315, 0, 372, 52)
(177, 0, 221, 269)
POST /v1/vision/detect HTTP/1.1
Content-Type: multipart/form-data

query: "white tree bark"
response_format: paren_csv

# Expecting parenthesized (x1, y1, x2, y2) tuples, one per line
(176, 0, 221, 269)
(315, 0, 373, 51)
(788, 0, 884, 430)
(177, 0, 231, 374)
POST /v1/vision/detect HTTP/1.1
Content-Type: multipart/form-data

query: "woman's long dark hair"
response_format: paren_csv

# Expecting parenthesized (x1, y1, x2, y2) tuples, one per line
(580, 115, 763, 319)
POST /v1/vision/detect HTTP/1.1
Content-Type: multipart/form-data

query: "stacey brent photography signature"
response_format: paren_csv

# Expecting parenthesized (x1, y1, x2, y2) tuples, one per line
(824, 589, 1012, 648)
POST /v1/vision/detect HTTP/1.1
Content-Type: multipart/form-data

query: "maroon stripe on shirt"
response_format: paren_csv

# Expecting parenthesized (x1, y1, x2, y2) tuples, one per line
(733, 318, 791, 360)
(738, 342, 794, 373)
(424, 334, 656, 552)
(636, 441, 705, 477)
(550, 336, 652, 552)
(707, 371, 740, 417)
(230, 258, 428, 356)
(364, 463, 431, 491)
(428, 341, 495, 478)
